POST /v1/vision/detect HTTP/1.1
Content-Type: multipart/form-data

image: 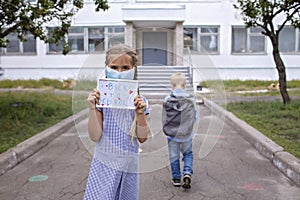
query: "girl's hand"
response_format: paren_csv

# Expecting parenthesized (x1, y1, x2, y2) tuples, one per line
(134, 95, 146, 115)
(87, 88, 100, 109)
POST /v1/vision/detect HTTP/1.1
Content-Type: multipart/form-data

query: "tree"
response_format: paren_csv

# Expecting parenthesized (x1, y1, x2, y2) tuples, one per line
(234, 0, 300, 104)
(0, 0, 109, 55)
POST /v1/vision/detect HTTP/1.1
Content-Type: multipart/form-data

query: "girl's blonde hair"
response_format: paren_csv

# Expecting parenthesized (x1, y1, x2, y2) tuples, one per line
(170, 72, 186, 89)
(105, 43, 138, 80)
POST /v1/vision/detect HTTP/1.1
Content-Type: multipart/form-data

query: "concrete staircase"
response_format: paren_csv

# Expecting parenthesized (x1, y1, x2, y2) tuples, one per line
(137, 65, 193, 100)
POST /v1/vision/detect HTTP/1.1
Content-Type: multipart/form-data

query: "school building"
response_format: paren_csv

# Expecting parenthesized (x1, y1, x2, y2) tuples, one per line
(1, 0, 299, 90)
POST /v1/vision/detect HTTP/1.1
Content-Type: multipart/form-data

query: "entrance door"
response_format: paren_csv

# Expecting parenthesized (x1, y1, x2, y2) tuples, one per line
(142, 32, 167, 65)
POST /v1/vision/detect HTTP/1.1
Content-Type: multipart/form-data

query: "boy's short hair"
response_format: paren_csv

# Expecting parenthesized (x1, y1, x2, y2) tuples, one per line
(170, 72, 186, 89)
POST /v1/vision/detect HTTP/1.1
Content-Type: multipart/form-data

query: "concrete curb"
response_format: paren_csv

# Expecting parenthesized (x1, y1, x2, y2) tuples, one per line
(0, 109, 88, 176)
(203, 97, 300, 187)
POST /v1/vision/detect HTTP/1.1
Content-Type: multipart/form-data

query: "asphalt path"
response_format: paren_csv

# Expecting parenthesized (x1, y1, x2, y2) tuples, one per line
(0, 104, 299, 200)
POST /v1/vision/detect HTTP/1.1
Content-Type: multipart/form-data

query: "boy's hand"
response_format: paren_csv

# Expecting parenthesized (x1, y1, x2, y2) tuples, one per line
(87, 88, 100, 109)
(134, 95, 146, 115)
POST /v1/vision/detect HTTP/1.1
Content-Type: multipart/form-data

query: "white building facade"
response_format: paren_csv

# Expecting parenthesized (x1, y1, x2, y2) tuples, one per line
(1, 0, 300, 85)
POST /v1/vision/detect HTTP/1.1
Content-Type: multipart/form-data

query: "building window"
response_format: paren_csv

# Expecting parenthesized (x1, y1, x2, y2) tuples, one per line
(200, 27, 219, 53)
(68, 27, 84, 52)
(6, 33, 20, 53)
(0, 32, 36, 55)
(107, 27, 125, 49)
(279, 26, 300, 53)
(48, 26, 125, 54)
(232, 26, 266, 54)
(184, 28, 197, 51)
(88, 27, 105, 52)
(23, 34, 37, 53)
(184, 26, 219, 54)
(48, 27, 65, 53)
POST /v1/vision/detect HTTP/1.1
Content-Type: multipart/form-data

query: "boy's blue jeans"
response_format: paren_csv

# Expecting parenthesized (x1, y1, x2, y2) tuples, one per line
(167, 138, 193, 180)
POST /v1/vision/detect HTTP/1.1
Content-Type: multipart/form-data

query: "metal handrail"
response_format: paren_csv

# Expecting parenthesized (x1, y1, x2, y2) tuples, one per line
(184, 47, 193, 88)
(0, 67, 4, 77)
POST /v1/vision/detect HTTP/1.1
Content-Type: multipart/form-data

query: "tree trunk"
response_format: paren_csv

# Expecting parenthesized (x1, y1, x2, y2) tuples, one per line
(269, 34, 291, 104)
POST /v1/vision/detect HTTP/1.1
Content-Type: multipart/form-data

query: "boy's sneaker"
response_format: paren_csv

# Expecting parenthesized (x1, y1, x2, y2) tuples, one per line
(182, 174, 191, 189)
(171, 178, 181, 187)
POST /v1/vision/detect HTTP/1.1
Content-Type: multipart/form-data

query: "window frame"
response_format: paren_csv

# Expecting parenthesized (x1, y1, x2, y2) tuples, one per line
(231, 26, 267, 55)
(279, 25, 300, 54)
(0, 32, 37, 55)
(107, 26, 125, 49)
(47, 26, 125, 54)
(88, 27, 105, 52)
(68, 26, 85, 53)
(183, 25, 220, 55)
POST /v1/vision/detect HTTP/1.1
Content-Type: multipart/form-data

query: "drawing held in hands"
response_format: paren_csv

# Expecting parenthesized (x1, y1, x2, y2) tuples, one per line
(97, 78, 138, 109)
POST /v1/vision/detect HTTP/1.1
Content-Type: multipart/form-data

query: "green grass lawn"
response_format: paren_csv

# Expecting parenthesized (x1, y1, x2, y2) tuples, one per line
(0, 78, 96, 91)
(0, 92, 73, 153)
(226, 100, 300, 160)
(0, 79, 96, 154)
(198, 79, 300, 159)
(0, 78, 65, 89)
(200, 79, 300, 92)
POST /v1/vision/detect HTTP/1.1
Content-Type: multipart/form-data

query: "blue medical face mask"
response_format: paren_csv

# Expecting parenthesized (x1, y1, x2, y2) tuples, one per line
(105, 67, 135, 80)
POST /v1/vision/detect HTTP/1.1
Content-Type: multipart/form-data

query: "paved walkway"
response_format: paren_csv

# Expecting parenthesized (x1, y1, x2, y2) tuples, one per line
(0, 104, 300, 200)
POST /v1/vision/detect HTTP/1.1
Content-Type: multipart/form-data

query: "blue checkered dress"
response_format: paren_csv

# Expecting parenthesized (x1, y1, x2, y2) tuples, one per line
(84, 104, 149, 200)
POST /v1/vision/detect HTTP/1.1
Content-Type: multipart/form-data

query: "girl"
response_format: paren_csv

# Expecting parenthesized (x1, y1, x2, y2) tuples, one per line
(84, 44, 150, 200)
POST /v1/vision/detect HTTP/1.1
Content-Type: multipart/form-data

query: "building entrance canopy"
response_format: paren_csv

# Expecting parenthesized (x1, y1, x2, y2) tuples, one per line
(122, 4, 185, 28)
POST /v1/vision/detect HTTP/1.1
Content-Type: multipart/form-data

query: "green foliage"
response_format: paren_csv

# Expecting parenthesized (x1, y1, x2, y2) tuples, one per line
(227, 100, 300, 159)
(0, 78, 64, 89)
(0, 0, 109, 54)
(0, 92, 73, 153)
(95, 0, 109, 11)
(234, 0, 300, 32)
(38, 78, 63, 88)
(73, 79, 97, 91)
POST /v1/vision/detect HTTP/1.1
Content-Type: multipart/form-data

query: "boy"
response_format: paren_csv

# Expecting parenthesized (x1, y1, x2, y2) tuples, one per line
(162, 72, 198, 189)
